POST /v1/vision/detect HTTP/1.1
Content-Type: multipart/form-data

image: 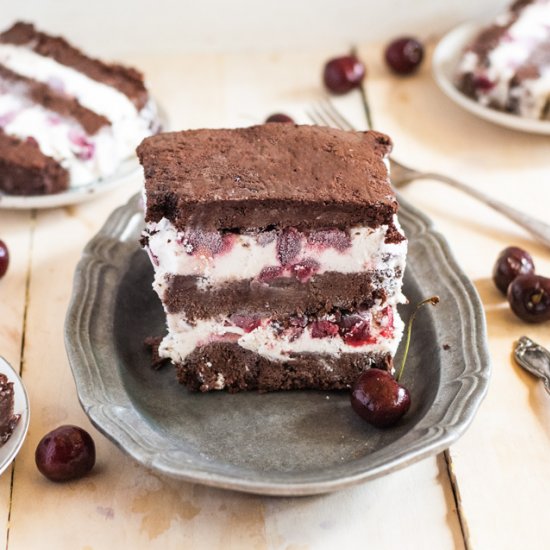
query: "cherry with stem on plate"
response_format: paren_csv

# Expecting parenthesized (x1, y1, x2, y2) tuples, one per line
(350, 296, 440, 428)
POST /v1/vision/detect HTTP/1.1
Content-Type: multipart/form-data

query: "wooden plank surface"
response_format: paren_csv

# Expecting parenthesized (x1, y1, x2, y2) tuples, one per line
(368, 45, 550, 550)
(4, 184, 462, 549)
(0, 208, 32, 547)
(0, 44, 548, 549)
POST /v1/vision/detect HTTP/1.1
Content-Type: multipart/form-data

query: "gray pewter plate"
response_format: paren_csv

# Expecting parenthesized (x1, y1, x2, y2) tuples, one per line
(65, 193, 490, 496)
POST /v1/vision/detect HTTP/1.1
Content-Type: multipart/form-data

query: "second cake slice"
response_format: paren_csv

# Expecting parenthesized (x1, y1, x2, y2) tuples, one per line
(139, 124, 407, 392)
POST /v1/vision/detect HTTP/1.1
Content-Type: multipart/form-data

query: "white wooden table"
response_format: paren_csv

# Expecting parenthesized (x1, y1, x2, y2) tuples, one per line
(0, 43, 549, 549)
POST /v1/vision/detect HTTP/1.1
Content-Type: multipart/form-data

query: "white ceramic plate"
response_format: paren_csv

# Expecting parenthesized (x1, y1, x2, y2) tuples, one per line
(432, 21, 550, 135)
(0, 357, 30, 476)
(0, 103, 169, 210)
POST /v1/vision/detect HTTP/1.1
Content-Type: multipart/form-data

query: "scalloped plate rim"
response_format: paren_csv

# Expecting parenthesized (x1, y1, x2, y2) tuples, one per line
(65, 192, 491, 495)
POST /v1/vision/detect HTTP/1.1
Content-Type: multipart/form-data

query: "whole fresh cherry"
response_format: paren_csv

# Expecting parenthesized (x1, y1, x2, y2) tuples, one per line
(493, 246, 535, 294)
(350, 296, 439, 428)
(351, 369, 410, 428)
(507, 274, 550, 323)
(0, 239, 8, 279)
(323, 55, 366, 94)
(385, 37, 424, 75)
(35, 425, 96, 482)
(265, 113, 294, 123)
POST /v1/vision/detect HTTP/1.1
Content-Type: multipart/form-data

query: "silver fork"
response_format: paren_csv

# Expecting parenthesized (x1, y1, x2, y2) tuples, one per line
(307, 100, 550, 249)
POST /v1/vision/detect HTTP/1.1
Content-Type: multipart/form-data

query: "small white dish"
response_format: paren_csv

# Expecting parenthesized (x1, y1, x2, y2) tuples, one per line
(432, 21, 550, 135)
(0, 357, 30, 476)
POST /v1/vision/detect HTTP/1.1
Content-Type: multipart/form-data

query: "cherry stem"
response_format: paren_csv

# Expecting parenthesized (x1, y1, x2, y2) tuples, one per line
(350, 45, 374, 130)
(396, 296, 440, 382)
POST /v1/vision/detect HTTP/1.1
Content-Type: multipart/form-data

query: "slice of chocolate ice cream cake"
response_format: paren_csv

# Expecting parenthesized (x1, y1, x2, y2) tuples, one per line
(457, 0, 550, 120)
(139, 124, 407, 392)
(0, 22, 159, 195)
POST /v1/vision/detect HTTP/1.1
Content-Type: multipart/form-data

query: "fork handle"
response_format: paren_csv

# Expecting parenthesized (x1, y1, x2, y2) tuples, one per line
(417, 172, 550, 249)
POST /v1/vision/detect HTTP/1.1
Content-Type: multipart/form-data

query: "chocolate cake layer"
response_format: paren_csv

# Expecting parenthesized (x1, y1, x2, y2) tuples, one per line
(177, 342, 392, 392)
(164, 271, 389, 318)
(0, 22, 148, 109)
(0, 129, 68, 194)
(0, 63, 109, 135)
(139, 125, 396, 231)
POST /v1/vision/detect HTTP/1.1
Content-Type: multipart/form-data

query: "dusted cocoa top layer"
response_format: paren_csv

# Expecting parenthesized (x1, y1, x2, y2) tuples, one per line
(0, 22, 149, 110)
(138, 125, 397, 231)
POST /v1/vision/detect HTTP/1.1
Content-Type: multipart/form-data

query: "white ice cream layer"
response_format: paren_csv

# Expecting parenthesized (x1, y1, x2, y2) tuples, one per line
(458, 0, 550, 119)
(146, 216, 407, 290)
(511, 65, 550, 118)
(159, 302, 404, 366)
(0, 91, 143, 185)
(0, 44, 156, 186)
(0, 43, 137, 121)
(148, 216, 407, 366)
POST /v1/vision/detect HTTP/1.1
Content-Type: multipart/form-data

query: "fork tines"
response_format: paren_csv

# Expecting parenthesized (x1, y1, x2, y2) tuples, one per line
(307, 99, 356, 131)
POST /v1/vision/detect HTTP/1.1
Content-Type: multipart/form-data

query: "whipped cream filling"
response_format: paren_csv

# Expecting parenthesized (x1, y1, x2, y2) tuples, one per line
(145, 216, 407, 292)
(143, 184, 407, 372)
(510, 66, 550, 118)
(0, 43, 157, 186)
(159, 301, 404, 365)
(0, 91, 148, 185)
(458, 0, 550, 118)
(0, 43, 138, 121)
